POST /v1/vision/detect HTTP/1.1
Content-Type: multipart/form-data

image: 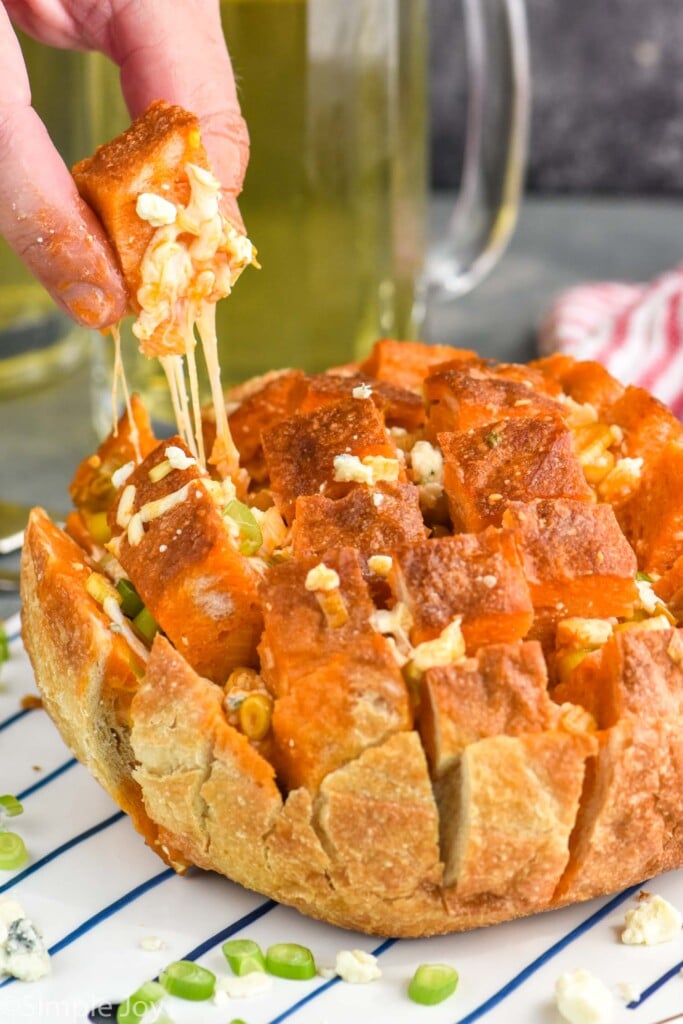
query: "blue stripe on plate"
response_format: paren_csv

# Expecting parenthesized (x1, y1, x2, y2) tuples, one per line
(0, 867, 174, 988)
(452, 883, 644, 1024)
(0, 707, 33, 732)
(16, 757, 77, 799)
(627, 958, 683, 1009)
(0, 810, 125, 895)
(181, 898, 279, 961)
(267, 937, 397, 1024)
(47, 868, 175, 957)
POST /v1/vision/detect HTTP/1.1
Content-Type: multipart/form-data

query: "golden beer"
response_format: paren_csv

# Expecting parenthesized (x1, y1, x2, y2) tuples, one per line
(89, 0, 428, 433)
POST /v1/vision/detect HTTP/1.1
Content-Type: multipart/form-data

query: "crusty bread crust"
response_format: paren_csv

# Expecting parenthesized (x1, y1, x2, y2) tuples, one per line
(20, 509, 188, 869)
(22, 499, 683, 935)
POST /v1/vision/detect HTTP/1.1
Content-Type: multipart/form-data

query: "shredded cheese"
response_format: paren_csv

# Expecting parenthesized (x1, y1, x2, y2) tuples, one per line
(305, 564, 340, 592)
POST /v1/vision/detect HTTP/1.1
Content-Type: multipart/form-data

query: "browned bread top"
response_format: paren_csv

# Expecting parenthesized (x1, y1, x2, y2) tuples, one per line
(20, 340, 683, 937)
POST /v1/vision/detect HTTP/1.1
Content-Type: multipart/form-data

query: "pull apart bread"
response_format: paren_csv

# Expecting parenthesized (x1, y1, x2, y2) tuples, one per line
(20, 105, 683, 938)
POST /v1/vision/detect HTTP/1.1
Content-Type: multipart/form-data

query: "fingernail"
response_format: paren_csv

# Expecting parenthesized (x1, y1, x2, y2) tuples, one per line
(60, 282, 126, 328)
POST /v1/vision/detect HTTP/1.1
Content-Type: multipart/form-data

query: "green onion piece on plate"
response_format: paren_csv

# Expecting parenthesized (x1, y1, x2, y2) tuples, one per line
(222, 938, 266, 976)
(0, 831, 28, 870)
(0, 621, 8, 667)
(408, 963, 459, 1005)
(116, 980, 166, 1024)
(0, 794, 24, 818)
(224, 499, 263, 556)
(159, 960, 216, 1001)
(265, 942, 316, 981)
(115, 579, 144, 618)
(133, 606, 160, 644)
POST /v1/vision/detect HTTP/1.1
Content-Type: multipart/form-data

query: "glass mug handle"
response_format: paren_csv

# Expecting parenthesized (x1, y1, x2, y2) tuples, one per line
(420, 0, 530, 316)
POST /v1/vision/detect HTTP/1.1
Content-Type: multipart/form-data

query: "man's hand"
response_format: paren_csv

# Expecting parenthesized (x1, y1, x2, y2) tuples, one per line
(0, 0, 248, 328)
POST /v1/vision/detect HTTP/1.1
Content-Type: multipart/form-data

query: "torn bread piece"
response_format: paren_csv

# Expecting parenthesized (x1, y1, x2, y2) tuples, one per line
(73, 100, 257, 477)
(107, 437, 263, 682)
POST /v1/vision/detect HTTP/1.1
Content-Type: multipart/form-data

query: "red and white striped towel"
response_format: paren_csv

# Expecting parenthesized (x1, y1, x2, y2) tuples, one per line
(539, 266, 683, 418)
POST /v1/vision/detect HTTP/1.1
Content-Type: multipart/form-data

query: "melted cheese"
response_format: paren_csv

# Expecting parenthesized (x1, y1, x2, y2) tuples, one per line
(118, 160, 256, 479)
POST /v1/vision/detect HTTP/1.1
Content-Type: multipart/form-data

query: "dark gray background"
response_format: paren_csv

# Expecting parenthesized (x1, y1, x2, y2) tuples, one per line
(430, 0, 683, 193)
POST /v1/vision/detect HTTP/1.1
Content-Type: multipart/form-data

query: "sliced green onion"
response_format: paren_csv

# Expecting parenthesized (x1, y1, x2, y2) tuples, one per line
(408, 963, 459, 1006)
(265, 943, 316, 981)
(0, 831, 28, 870)
(82, 509, 112, 544)
(222, 938, 266, 976)
(224, 499, 263, 556)
(0, 622, 8, 667)
(159, 960, 216, 1001)
(116, 579, 144, 619)
(116, 980, 165, 1024)
(0, 795, 24, 818)
(636, 570, 654, 583)
(133, 606, 160, 644)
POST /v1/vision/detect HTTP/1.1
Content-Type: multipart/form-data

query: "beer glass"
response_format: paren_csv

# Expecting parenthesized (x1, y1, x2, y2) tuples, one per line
(88, 0, 530, 435)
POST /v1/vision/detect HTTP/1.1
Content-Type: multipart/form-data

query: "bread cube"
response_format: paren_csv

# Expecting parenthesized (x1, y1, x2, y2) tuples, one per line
(358, 338, 474, 391)
(390, 528, 533, 653)
(259, 548, 405, 693)
(554, 716, 683, 904)
(418, 640, 556, 775)
(259, 550, 411, 791)
(531, 354, 624, 414)
(132, 636, 282, 885)
(262, 396, 400, 522)
(438, 730, 595, 896)
(73, 101, 210, 307)
(315, 732, 441, 899)
(221, 369, 306, 482)
(108, 437, 263, 682)
(271, 653, 412, 792)
(440, 414, 593, 532)
(292, 481, 427, 564)
(553, 626, 683, 728)
(502, 498, 637, 618)
(608, 385, 683, 462)
(69, 394, 157, 513)
(297, 372, 425, 431)
(617, 441, 683, 573)
(425, 366, 562, 436)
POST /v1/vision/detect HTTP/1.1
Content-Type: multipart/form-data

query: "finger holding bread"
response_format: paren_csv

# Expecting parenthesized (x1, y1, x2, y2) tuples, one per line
(0, 5, 127, 328)
(101, 0, 249, 230)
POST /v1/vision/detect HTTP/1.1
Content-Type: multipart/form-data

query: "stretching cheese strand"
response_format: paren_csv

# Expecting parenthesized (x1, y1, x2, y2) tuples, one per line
(124, 162, 255, 475)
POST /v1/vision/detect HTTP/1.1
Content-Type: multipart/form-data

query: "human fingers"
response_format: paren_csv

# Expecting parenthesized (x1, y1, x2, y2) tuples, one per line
(105, 0, 249, 229)
(0, 6, 127, 328)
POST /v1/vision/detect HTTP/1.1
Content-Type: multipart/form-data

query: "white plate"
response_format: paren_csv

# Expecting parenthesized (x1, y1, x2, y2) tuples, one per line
(1, 618, 682, 1024)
